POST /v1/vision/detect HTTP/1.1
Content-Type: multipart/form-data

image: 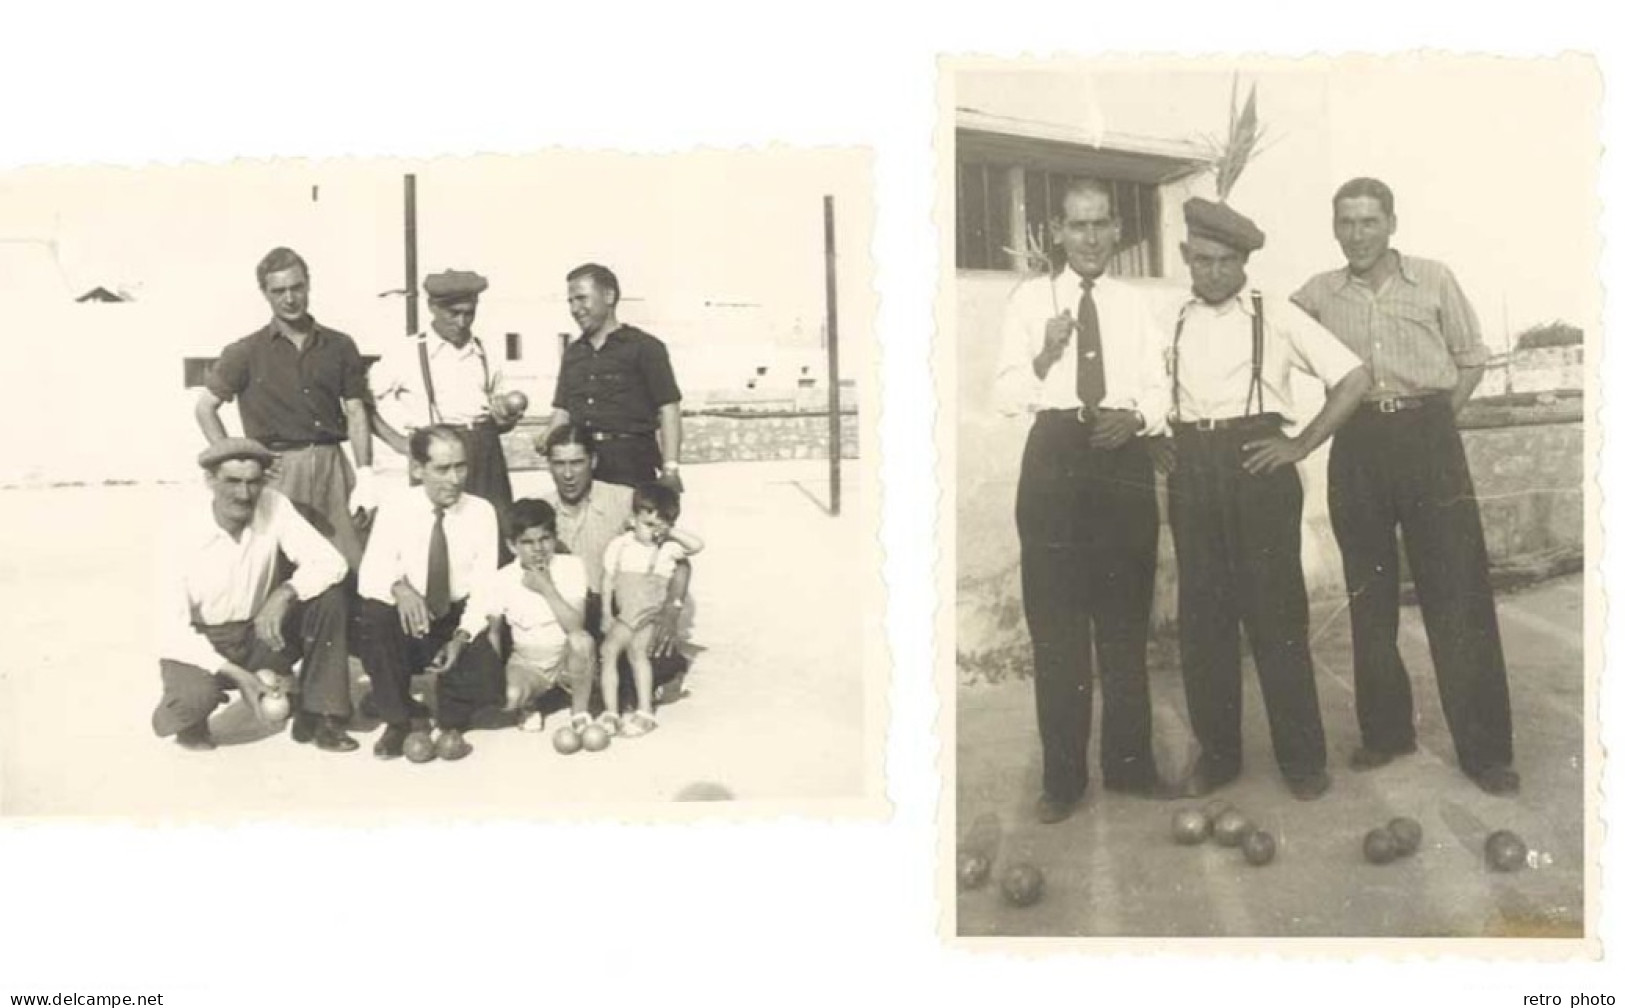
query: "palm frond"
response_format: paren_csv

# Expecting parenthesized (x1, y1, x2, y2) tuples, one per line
(1206, 76, 1266, 201)
(1001, 222, 1055, 278)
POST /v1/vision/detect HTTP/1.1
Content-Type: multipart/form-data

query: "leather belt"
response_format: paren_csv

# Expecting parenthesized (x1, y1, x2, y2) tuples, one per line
(1037, 407, 1097, 425)
(1362, 394, 1442, 414)
(1172, 413, 1284, 433)
(591, 429, 655, 441)
(263, 438, 342, 452)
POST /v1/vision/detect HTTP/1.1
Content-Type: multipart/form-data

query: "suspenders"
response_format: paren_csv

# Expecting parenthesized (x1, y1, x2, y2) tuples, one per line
(1170, 291, 1265, 424)
(414, 333, 491, 426)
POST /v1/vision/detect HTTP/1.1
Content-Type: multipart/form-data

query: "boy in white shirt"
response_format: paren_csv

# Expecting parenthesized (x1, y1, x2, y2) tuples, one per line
(598, 483, 703, 737)
(461, 499, 596, 733)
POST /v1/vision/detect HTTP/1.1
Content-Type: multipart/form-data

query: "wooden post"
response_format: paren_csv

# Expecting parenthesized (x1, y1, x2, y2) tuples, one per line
(404, 174, 419, 335)
(823, 195, 841, 517)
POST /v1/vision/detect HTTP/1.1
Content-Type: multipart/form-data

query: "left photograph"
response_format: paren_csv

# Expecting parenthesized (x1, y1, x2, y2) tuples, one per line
(0, 148, 885, 818)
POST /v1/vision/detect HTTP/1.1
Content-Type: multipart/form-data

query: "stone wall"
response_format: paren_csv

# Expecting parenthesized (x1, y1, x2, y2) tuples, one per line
(501, 410, 859, 471)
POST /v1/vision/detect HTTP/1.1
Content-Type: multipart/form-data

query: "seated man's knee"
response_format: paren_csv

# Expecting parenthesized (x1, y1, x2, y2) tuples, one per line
(566, 631, 596, 662)
(153, 661, 224, 737)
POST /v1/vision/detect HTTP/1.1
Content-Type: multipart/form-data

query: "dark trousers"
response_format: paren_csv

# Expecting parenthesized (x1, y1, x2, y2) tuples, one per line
(1014, 411, 1160, 802)
(354, 598, 505, 731)
(1168, 421, 1326, 781)
(462, 423, 515, 566)
(593, 432, 664, 489)
(153, 584, 351, 736)
(1328, 399, 1513, 774)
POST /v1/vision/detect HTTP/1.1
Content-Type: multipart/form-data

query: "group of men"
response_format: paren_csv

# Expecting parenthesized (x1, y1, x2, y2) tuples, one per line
(158, 248, 689, 761)
(997, 176, 1517, 824)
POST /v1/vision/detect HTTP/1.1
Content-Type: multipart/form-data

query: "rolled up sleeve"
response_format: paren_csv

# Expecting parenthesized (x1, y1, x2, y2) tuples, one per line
(271, 494, 346, 600)
(1438, 267, 1490, 367)
(203, 340, 250, 403)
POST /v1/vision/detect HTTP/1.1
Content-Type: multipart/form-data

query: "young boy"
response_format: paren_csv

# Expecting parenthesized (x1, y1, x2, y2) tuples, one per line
(460, 499, 596, 733)
(598, 483, 703, 737)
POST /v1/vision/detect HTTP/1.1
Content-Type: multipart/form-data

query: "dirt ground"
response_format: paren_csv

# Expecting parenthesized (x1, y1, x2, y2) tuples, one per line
(955, 574, 1587, 938)
(0, 459, 876, 817)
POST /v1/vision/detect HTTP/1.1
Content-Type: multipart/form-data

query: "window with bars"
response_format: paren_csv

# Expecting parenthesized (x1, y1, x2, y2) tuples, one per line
(956, 159, 1163, 278)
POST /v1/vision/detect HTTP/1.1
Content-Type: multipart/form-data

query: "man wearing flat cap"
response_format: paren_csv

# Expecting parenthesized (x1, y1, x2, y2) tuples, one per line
(196, 247, 375, 569)
(546, 263, 684, 491)
(1165, 196, 1371, 801)
(991, 178, 1174, 824)
(155, 438, 359, 752)
(370, 269, 520, 551)
(1294, 177, 1518, 796)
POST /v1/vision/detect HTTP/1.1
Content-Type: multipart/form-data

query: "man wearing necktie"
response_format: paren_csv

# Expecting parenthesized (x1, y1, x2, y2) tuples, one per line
(992, 179, 1174, 824)
(355, 425, 505, 761)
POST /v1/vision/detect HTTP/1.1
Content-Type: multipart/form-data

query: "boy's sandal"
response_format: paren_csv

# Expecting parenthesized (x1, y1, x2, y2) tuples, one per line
(621, 712, 659, 738)
(595, 712, 623, 736)
(569, 712, 594, 734)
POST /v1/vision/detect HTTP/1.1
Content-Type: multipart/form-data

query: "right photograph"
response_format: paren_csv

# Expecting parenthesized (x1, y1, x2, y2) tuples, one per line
(938, 54, 1599, 945)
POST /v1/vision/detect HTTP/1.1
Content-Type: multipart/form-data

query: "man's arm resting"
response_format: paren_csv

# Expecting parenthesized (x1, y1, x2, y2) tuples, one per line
(1450, 364, 1485, 414)
(194, 389, 229, 443)
(344, 397, 373, 468)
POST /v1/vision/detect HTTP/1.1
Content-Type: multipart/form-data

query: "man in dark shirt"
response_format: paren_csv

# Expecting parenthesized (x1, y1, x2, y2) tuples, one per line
(195, 247, 375, 571)
(546, 263, 684, 490)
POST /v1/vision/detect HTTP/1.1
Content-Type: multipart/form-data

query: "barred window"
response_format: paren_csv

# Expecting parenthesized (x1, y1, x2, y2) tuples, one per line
(955, 133, 1167, 279)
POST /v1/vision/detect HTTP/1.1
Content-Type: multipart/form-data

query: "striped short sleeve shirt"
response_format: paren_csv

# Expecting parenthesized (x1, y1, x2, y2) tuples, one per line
(1292, 252, 1489, 399)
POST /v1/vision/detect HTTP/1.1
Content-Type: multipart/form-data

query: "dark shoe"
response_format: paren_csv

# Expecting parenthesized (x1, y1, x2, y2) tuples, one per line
(1035, 793, 1078, 825)
(313, 717, 359, 753)
(1470, 764, 1521, 796)
(374, 723, 410, 760)
(1349, 743, 1417, 772)
(435, 729, 472, 762)
(290, 710, 317, 744)
(1286, 770, 1331, 801)
(1177, 764, 1239, 799)
(175, 722, 216, 752)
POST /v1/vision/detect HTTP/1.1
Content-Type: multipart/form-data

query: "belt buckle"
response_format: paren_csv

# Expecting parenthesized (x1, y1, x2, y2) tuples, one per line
(1194, 418, 1218, 432)
(1075, 406, 1093, 424)
(1377, 398, 1400, 414)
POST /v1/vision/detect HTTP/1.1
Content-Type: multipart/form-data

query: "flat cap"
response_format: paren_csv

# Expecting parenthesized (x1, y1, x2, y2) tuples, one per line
(1183, 197, 1266, 253)
(198, 437, 276, 470)
(424, 269, 489, 301)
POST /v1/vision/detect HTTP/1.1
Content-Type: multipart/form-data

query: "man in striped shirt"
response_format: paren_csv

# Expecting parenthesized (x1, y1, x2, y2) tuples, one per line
(1293, 177, 1518, 796)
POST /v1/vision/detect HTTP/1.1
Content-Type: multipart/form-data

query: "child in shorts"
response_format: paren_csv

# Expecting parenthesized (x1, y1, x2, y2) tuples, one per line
(598, 483, 703, 737)
(461, 499, 595, 733)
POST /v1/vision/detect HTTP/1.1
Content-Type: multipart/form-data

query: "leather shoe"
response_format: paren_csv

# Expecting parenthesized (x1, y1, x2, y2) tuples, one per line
(175, 722, 216, 752)
(313, 718, 359, 753)
(1471, 764, 1521, 796)
(1286, 770, 1331, 801)
(1177, 764, 1239, 799)
(374, 723, 410, 760)
(1349, 743, 1416, 772)
(1036, 793, 1078, 825)
(435, 729, 472, 762)
(290, 710, 317, 744)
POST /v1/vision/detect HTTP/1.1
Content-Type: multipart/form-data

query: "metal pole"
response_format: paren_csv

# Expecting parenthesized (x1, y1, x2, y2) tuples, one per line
(404, 174, 419, 335)
(823, 195, 841, 517)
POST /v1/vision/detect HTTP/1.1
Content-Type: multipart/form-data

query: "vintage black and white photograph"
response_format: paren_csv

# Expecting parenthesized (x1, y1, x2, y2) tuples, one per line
(940, 55, 1598, 944)
(0, 147, 885, 818)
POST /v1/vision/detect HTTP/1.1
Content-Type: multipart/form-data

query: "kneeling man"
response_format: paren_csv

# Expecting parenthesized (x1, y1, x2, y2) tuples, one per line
(355, 425, 504, 762)
(156, 438, 358, 752)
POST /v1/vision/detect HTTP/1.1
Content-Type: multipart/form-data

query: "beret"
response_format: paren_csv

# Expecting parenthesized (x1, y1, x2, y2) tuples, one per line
(198, 437, 275, 470)
(1183, 197, 1266, 253)
(424, 269, 489, 301)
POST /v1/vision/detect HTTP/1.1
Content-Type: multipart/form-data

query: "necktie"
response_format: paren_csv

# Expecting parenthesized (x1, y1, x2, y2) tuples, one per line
(1076, 278, 1106, 409)
(426, 505, 450, 619)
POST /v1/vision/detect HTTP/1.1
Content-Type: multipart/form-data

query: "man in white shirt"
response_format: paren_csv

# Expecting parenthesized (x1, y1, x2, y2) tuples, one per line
(355, 425, 504, 761)
(155, 438, 357, 752)
(991, 179, 1174, 824)
(1165, 197, 1371, 802)
(368, 269, 520, 554)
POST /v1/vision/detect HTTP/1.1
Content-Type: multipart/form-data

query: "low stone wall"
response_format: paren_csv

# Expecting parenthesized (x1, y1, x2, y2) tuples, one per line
(501, 410, 859, 471)
(956, 396, 1584, 685)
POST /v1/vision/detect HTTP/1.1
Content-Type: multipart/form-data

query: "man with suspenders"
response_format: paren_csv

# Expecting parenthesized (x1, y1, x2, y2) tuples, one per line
(369, 269, 521, 557)
(1165, 197, 1371, 801)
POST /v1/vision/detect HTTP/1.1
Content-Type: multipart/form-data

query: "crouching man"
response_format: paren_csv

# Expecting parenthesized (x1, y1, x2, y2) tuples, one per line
(155, 438, 358, 753)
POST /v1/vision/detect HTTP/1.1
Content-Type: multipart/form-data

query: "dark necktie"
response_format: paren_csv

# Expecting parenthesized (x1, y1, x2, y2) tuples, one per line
(1075, 278, 1106, 409)
(426, 505, 450, 619)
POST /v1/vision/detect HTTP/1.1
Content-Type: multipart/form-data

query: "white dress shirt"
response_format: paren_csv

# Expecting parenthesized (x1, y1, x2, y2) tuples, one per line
(369, 330, 504, 430)
(358, 484, 498, 605)
(1169, 291, 1363, 425)
(459, 554, 589, 666)
(160, 488, 347, 670)
(992, 266, 1172, 436)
